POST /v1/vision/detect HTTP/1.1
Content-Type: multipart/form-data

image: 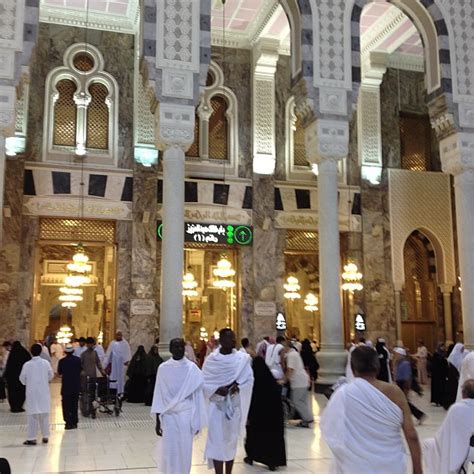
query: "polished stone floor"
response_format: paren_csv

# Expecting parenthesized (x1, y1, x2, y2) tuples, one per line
(0, 379, 445, 473)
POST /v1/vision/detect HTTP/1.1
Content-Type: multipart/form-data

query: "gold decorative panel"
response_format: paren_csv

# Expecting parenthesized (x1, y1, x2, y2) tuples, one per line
(286, 230, 318, 252)
(294, 114, 308, 167)
(39, 218, 115, 244)
(400, 114, 431, 171)
(209, 95, 228, 161)
(86, 82, 109, 150)
(53, 79, 77, 147)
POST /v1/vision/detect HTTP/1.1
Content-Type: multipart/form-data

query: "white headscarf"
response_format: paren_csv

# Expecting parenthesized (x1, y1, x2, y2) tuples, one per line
(447, 343, 466, 371)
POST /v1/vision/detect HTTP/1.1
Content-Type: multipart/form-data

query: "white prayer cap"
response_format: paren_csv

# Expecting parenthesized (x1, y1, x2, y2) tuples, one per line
(393, 347, 406, 356)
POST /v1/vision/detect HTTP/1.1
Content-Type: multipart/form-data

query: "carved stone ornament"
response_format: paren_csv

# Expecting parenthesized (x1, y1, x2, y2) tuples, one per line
(304, 118, 349, 163)
(458, 102, 474, 129)
(156, 102, 195, 150)
(0, 85, 16, 136)
(440, 132, 474, 176)
(319, 87, 347, 116)
(162, 68, 194, 100)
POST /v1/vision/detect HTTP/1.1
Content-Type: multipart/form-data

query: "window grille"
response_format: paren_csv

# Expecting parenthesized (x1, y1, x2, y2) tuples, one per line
(185, 113, 200, 158)
(293, 114, 308, 167)
(53, 79, 77, 147)
(209, 96, 228, 161)
(40, 218, 115, 244)
(86, 83, 109, 150)
(400, 114, 431, 171)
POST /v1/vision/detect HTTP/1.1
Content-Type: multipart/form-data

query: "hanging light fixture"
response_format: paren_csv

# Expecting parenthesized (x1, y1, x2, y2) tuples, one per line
(57, 325, 73, 344)
(67, 243, 92, 274)
(61, 301, 77, 309)
(341, 262, 363, 292)
(182, 267, 199, 297)
(60, 286, 83, 296)
(65, 272, 91, 287)
(284, 276, 301, 300)
(212, 255, 236, 289)
(304, 292, 319, 311)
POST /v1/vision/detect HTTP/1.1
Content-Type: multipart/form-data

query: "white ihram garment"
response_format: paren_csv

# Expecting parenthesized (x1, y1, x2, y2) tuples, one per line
(50, 343, 64, 373)
(424, 398, 474, 474)
(104, 339, 132, 394)
(151, 357, 207, 474)
(457, 352, 474, 402)
(202, 349, 254, 465)
(321, 378, 407, 474)
(19, 356, 54, 440)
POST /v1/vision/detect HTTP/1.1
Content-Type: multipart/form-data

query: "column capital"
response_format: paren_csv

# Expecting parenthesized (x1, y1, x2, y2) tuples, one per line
(361, 51, 389, 87)
(440, 132, 474, 176)
(305, 118, 349, 164)
(155, 102, 195, 152)
(439, 284, 453, 294)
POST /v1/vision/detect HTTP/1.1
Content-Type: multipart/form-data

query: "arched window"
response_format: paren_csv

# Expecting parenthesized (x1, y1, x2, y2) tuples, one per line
(53, 79, 77, 147)
(285, 96, 345, 182)
(43, 44, 119, 166)
(185, 62, 238, 178)
(208, 95, 228, 161)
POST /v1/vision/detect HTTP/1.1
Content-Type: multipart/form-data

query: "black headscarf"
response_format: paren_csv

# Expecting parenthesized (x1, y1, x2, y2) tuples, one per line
(146, 345, 163, 377)
(4, 341, 31, 380)
(300, 339, 319, 380)
(127, 345, 147, 377)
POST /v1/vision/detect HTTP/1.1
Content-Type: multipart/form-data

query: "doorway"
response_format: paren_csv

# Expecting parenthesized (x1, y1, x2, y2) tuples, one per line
(31, 218, 117, 347)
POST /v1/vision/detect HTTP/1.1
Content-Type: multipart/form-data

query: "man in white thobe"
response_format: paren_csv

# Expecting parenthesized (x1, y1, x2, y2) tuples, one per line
(202, 328, 254, 474)
(321, 346, 422, 474)
(151, 338, 207, 474)
(19, 344, 54, 445)
(457, 351, 474, 401)
(424, 379, 474, 474)
(104, 331, 132, 395)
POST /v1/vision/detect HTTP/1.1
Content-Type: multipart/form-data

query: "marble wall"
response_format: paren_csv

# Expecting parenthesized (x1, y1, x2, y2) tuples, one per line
(27, 24, 134, 169)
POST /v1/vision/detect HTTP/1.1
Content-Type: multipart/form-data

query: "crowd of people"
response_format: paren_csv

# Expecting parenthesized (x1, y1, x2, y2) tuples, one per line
(1, 330, 474, 473)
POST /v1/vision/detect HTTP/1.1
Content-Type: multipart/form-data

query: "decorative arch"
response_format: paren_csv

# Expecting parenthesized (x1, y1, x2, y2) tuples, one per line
(348, 0, 454, 101)
(185, 61, 239, 178)
(43, 43, 119, 166)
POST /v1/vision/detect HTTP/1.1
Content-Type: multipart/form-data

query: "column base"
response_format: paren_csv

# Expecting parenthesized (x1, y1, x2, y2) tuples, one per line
(316, 347, 347, 387)
(157, 342, 172, 361)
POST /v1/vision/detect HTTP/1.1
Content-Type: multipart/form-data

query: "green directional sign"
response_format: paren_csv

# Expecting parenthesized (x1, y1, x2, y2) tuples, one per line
(157, 222, 253, 246)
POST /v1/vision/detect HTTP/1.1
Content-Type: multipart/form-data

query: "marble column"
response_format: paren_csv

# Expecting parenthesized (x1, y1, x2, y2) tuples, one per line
(452, 171, 474, 349)
(129, 165, 158, 352)
(440, 132, 474, 350)
(158, 145, 185, 352)
(316, 158, 346, 384)
(439, 285, 453, 343)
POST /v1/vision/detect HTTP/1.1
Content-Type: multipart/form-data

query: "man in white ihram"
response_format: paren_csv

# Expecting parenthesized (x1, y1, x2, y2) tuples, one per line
(20, 344, 54, 445)
(424, 379, 474, 474)
(321, 346, 422, 474)
(202, 328, 254, 474)
(151, 338, 207, 474)
(104, 330, 131, 396)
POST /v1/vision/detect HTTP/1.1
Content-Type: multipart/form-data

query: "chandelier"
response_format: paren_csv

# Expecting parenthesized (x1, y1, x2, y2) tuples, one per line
(67, 244, 92, 274)
(284, 276, 301, 300)
(341, 262, 363, 292)
(65, 272, 91, 287)
(304, 293, 319, 311)
(60, 286, 83, 296)
(212, 255, 236, 289)
(182, 268, 199, 297)
(61, 301, 77, 309)
(57, 325, 73, 344)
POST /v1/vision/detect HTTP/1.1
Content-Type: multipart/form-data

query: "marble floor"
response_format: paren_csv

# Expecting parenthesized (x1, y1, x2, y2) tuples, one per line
(0, 380, 446, 473)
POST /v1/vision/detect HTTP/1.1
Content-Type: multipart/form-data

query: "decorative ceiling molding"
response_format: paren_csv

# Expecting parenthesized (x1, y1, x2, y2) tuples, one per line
(39, 0, 140, 34)
(361, 8, 408, 55)
(211, 0, 289, 53)
(388, 52, 424, 72)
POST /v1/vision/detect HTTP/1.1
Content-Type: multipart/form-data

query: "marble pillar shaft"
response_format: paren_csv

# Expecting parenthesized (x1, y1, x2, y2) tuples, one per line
(442, 292, 453, 343)
(130, 165, 158, 351)
(159, 146, 185, 347)
(453, 171, 474, 350)
(318, 159, 343, 350)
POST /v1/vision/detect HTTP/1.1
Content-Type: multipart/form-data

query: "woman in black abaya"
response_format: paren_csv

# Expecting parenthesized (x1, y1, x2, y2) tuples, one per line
(430, 343, 448, 406)
(144, 345, 163, 406)
(126, 345, 148, 403)
(244, 356, 286, 471)
(4, 341, 31, 413)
